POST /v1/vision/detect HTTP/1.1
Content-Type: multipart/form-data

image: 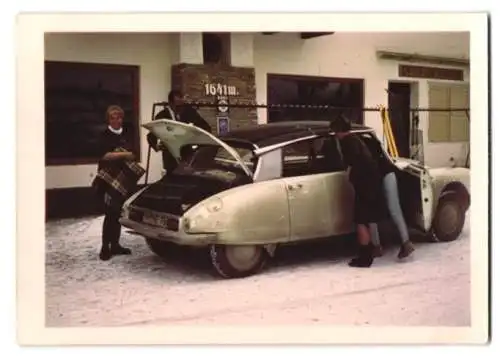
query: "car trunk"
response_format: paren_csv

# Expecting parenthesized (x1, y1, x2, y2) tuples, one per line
(129, 118, 255, 220)
(130, 171, 252, 216)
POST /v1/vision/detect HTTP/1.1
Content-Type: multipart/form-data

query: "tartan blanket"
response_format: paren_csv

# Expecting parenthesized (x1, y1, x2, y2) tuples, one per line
(92, 147, 146, 210)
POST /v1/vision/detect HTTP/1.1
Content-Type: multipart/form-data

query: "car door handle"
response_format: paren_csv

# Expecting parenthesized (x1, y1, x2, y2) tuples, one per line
(288, 183, 303, 190)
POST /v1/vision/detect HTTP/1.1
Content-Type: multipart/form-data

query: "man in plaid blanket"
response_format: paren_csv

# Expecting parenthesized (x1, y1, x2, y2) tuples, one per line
(92, 105, 146, 261)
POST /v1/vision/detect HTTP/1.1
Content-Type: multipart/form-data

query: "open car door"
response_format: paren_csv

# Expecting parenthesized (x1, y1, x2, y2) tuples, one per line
(357, 131, 434, 233)
(142, 119, 254, 178)
(393, 159, 434, 232)
(417, 166, 434, 232)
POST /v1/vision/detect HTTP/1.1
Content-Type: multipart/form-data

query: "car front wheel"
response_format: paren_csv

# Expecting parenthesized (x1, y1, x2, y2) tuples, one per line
(430, 191, 467, 242)
(209, 244, 269, 279)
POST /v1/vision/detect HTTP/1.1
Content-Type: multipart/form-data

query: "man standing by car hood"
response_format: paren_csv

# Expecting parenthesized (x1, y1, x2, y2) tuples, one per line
(146, 90, 212, 174)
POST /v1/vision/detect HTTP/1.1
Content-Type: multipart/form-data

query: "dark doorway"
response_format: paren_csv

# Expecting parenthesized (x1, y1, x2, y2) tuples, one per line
(387, 82, 411, 158)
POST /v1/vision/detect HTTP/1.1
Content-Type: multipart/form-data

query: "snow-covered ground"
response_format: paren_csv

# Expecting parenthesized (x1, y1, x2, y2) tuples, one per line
(45, 214, 470, 327)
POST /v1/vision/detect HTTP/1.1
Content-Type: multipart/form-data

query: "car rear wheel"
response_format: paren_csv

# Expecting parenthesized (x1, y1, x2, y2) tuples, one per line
(430, 191, 467, 242)
(145, 238, 178, 259)
(209, 244, 269, 279)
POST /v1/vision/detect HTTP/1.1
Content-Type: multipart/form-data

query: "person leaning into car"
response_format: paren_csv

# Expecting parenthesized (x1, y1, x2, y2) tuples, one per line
(146, 90, 212, 174)
(333, 115, 415, 259)
(331, 117, 386, 268)
(365, 132, 416, 259)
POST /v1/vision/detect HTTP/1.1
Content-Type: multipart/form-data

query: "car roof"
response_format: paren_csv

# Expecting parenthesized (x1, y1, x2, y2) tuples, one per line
(219, 121, 373, 148)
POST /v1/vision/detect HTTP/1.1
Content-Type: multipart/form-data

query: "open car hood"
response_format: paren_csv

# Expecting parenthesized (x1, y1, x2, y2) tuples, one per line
(142, 119, 254, 178)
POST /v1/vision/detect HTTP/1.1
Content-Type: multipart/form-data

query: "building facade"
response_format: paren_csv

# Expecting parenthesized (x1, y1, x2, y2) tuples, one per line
(44, 31, 470, 219)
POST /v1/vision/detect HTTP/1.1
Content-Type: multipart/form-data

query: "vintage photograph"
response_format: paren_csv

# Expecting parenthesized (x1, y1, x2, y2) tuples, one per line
(16, 12, 489, 345)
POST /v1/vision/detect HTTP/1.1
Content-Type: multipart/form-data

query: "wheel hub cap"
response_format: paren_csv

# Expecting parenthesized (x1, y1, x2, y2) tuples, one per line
(225, 245, 261, 271)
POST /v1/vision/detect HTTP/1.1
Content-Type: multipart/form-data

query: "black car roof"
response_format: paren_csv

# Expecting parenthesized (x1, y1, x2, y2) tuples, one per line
(219, 121, 372, 147)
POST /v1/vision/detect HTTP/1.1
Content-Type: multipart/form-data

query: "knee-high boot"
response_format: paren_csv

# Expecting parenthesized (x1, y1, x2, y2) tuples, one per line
(348, 243, 374, 268)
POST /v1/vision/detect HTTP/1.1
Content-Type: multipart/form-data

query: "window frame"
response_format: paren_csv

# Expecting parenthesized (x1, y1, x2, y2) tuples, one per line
(187, 143, 257, 173)
(266, 73, 365, 125)
(280, 135, 347, 177)
(45, 60, 141, 166)
(428, 82, 470, 143)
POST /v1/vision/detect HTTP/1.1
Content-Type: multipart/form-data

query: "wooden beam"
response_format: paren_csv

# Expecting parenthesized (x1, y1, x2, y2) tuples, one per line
(300, 32, 334, 39)
(399, 64, 464, 81)
(376, 50, 469, 67)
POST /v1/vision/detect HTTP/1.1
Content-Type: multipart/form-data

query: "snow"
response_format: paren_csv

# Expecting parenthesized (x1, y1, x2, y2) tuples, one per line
(45, 213, 470, 327)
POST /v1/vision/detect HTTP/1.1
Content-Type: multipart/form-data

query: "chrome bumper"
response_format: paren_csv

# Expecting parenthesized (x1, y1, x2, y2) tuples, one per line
(119, 218, 217, 246)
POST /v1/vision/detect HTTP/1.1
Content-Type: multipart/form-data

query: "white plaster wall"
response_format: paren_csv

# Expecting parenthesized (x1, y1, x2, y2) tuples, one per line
(230, 33, 254, 67)
(45, 32, 471, 189)
(45, 33, 176, 189)
(178, 33, 203, 64)
(253, 32, 470, 167)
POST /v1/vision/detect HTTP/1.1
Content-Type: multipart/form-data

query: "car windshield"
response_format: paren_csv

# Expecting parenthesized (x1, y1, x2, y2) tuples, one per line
(173, 142, 256, 180)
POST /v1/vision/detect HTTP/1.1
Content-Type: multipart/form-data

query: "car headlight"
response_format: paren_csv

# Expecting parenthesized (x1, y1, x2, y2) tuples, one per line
(204, 197, 223, 213)
(183, 217, 192, 231)
(183, 215, 204, 231)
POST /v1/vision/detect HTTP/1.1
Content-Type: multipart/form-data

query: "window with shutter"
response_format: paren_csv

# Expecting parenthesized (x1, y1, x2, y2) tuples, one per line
(449, 86, 470, 142)
(428, 83, 469, 143)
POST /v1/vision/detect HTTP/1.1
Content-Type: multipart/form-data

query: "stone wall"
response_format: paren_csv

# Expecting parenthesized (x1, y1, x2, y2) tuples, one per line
(171, 63, 257, 133)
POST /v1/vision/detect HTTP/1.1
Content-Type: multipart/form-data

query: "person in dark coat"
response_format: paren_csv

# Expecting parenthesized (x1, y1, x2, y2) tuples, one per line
(94, 105, 144, 261)
(331, 117, 386, 267)
(147, 90, 212, 174)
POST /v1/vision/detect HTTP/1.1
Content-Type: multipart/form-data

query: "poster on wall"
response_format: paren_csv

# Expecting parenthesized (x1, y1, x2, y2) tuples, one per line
(216, 96, 229, 116)
(217, 116, 230, 136)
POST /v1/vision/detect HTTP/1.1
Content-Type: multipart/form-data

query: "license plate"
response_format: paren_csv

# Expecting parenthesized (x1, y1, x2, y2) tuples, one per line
(142, 212, 179, 231)
(143, 212, 168, 228)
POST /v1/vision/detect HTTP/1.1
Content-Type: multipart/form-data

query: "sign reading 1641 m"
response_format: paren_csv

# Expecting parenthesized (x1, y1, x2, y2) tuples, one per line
(204, 83, 238, 97)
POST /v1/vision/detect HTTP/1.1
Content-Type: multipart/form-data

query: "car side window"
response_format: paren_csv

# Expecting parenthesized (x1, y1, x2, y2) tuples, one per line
(256, 149, 282, 181)
(282, 140, 311, 177)
(214, 147, 256, 170)
(281, 137, 346, 177)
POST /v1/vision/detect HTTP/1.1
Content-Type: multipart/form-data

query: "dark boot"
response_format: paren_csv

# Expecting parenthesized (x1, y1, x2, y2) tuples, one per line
(99, 216, 112, 261)
(101, 206, 131, 259)
(398, 241, 415, 259)
(372, 245, 384, 257)
(109, 222, 131, 256)
(99, 245, 112, 261)
(109, 212, 131, 256)
(348, 243, 374, 268)
(110, 243, 132, 255)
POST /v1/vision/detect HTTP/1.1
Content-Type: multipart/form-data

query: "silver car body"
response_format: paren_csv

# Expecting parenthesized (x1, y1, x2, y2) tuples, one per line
(120, 119, 470, 248)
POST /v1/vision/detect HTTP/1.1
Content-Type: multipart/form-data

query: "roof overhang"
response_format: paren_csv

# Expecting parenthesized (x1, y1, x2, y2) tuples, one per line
(300, 32, 334, 39)
(262, 32, 334, 39)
